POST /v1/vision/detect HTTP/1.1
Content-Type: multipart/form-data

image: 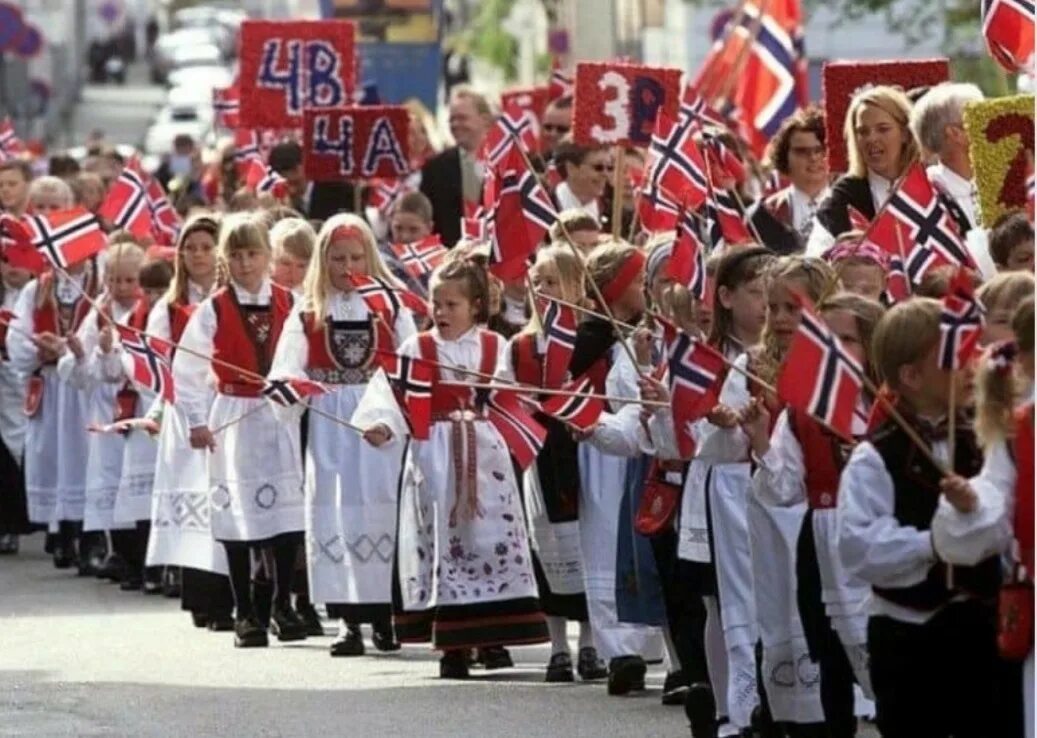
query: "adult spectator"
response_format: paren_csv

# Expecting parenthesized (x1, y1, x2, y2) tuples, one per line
(0, 160, 32, 217)
(269, 141, 355, 222)
(540, 96, 573, 160)
(552, 138, 611, 227)
(420, 86, 494, 247)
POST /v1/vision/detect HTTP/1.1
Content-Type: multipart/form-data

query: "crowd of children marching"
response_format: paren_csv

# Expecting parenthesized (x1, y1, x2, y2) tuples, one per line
(0, 78, 1034, 738)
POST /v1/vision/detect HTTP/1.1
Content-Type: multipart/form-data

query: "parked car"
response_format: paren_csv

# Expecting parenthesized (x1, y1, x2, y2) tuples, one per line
(150, 27, 226, 83)
(144, 101, 214, 156)
(166, 64, 235, 93)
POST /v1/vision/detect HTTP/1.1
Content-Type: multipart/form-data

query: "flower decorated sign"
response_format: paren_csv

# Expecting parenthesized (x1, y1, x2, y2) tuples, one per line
(573, 62, 681, 148)
(963, 94, 1035, 226)
(303, 106, 411, 181)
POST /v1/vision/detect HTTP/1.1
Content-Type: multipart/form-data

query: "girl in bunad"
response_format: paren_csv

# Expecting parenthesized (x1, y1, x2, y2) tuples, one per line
(702, 255, 836, 736)
(145, 215, 234, 629)
(0, 256, 35, 555)
(745, 292, 884, 737)
(174, 212, 307, 648)
(110, 257, 173, 593)
(268, 214, 416, 657)
(567, 240, 664, 696)
(8, 245, 104, 572)
(58, 240, 148, 590)
(932, 296, 1035, 738)
(496, 244, 603, 683)
(354, 257, 549, 680)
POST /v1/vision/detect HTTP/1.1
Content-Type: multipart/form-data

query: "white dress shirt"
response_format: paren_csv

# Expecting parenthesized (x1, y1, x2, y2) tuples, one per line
(554, 181, 601, 224)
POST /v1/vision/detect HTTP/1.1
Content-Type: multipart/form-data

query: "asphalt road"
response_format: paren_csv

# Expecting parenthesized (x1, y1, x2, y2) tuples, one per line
(0, 535, 688, 738)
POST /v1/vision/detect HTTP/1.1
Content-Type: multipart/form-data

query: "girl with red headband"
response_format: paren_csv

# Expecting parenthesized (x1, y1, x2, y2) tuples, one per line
(356, 257, 548, 680)
(174, 212, 307, 649)
(269, 214, 417, 658)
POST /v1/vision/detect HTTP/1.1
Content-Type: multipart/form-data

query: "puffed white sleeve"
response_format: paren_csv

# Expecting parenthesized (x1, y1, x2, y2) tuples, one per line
(172, 299, 217, 430)
(267, 305, 309, 423)
(57, 308, 100, 389)
(145, 298, 172, 342)
(694, 353, 751, 463)
(350, 333, 414, 446)
(394, 308, 418, 345)
(837, 442, 938, 588)
(751, 409, 807, 507)
(8, 281, 40, 376)
(606, 339, 650, 408)
(805, 218, 836, 257)
(931, 440, 1015, 566)
(587, 403, 645, 458)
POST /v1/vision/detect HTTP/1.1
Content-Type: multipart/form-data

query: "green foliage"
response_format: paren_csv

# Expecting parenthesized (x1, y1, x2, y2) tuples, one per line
(456, 0, 520, 81)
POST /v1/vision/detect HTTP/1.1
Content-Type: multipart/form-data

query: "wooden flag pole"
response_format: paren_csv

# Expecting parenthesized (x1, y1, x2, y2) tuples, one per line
(611, 145, 626, 239)
(438, 380, 666, 409)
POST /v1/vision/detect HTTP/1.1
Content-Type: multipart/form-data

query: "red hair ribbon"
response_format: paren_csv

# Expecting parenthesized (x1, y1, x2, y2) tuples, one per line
(600, 249, 646, 306)
(331, 225, 365, 243)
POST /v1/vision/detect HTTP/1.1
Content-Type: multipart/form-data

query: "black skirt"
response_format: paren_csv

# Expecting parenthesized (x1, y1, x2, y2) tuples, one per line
(0, 442, 33, 535)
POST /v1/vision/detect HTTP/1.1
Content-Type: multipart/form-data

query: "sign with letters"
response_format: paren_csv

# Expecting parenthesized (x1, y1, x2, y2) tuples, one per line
(239, 20, 357, 129)
(303, 106, 411, 181)
(501, 87, 550, 122)
(572, 62, 681, 148)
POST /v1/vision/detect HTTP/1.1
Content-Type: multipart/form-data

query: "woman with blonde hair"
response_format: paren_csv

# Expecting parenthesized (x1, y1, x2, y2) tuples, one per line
(807, 85, 920, 256)
(270, 213, 417, 657)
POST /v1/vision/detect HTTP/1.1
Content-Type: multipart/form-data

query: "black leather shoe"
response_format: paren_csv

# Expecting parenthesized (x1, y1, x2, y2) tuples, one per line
(97, 553, 127, 582)
(439, 649, 470, 679)
(371, 621, 400, 652)
(329, 623, 364, 656)
(142, 567, 164, 595)
(53, 545, 75, 570)
(685, 682, 716, 738)
(577, 646, 608, 681)
(120, 574, 143, 591)
(191, 612, 210, 629)
(478, 646, 514, 670)
(0, 533, 18, 554)
(269, 605, 308, 642)
(662, 669, 691, 706)
(296, 602, 324, 637)
(162, 567, 181, 598)
(545, 652, 575, 683)
(208, 614, 235, 632)
(607, 655, 647, 696)
(234, 616, 269, 648)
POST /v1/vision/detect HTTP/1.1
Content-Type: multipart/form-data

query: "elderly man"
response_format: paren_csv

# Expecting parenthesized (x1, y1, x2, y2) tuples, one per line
(420, 86, 494, 247)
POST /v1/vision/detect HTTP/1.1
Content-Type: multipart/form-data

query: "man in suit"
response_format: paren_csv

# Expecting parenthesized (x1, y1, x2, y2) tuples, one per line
(269, 141, 356, 222)
(748, 107, 831, 254)
(420, 86, 494, 247)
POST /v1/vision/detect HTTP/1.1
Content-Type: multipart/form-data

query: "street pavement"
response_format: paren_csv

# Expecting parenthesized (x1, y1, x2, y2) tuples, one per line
(0, 535, 687, 737)
(63, 61, 166, 152)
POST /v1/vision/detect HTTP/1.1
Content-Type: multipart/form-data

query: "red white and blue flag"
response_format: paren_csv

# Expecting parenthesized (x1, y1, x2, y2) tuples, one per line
(233, 129, 264, 177)
(637, 179, 680, 233)
(777, 294, 865, 440)
(261, 377, 329, 406)
(245, 159, 289, 199)
(390, 234, 448, 281)
(387, 354, 434, 440)
(645, 113, 710, 212)
(666, 328, 726, 457)
(367, 177, 408, 216)
(99, 166, 152, 238)
(540, 297, 577, 389)
(23, 207, 107, 269)
(213, 82, 241, 129)
(981, 0, 1035, 73)
(488, 149, 556, 278)
(0, 118, 26, 162)
(938, 267, 985, 371)
(146, 176, 181, 245)
(539, 376, 604, 432)
(679, 86, 728, 130)
(481, 105, 540, 167)
(549, 58, 574, 102)
(670, 207, 708, 300)
(484, 387, 547, 471)
(115, 325, 177, 404)
(347, 272, 429, 319)
(704, 187, 753, 248)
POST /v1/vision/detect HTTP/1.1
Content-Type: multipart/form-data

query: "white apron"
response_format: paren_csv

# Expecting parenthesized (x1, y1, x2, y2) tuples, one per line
(112, 390, 159, 525)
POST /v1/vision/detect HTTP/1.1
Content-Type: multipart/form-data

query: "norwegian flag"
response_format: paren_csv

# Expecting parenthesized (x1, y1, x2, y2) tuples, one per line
(367, 178, 407, 216)
(762, 169, 790, 198)
(637, 179, 681, 233)
(776, 294, 865, 440)
(848, 205, 871, 232)
(488, 149, 557, 278)
(539, 376, 604, 432)
(670, 207, 708, 299)
(870, 163, 974, 284)
(233, 129, 264, 177)
(704, 188, 753, 248)
(548, 58, 574, 102)
(481, 105, 540, 167)
(0, 118, 26, 162)
(540, 298, 578, 388)
(390, 235, 448, 280)
(679, 86, 728, 130)
(666, 328, 726, 457)
(261, 377, 329, 406)
(0, 215, 45, 274)
(701, 134, 748, 187)
(212, 82, 240, 129)
(145, 176, 181, 244)
(884, 251, 913, 305)
(348, 272, 429, 319)
(938, 267, 985, 371)
(245, 159, 289, 199)
(115, 325, 176, 403)
(387, 354, 434, 440)
(981, 0, 1035, 73)
(23, 207, 106, 269)
(484, 387, 547, 471)
(645, 113, 710, 212)
(461, 202, 491, 241)
(99, 166, 152, 238)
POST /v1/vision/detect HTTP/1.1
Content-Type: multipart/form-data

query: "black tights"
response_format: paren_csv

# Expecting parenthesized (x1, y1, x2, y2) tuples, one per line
(223, 535, 299, 620)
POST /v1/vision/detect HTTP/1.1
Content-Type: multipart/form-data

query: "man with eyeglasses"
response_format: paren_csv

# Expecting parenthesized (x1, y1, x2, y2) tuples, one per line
(749, 107, 831, 255)
(540, 97, 573, 160)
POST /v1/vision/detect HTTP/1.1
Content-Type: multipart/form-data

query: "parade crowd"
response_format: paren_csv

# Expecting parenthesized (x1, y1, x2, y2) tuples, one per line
(0, 48, 1035, 738)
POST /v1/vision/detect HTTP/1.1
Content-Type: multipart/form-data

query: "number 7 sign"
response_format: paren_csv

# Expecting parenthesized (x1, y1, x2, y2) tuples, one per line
(573, 62, 681, 148)
(239, 20, 357, 129)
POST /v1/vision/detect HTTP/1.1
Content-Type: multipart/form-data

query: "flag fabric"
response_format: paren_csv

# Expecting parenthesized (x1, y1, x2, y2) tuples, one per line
(679, 86, 728, 130)
(261, 377, 329, 406)
(244, 159, 289, 199)
(701, 134, 748, 187)
(482, 105, 540, 167)
(99, 166, 152, 238)
(0, 118, 26, 161)
(367, 177, 407, 216)
(776, 294, 865, 440)
(233, 129, 264, 177)
(666, 329, 727, 457)
(540, 298, 577, 389)
(115, 325, 176, 403)
(484, 387, 547, 471)
(981, 0, 1035, 73)
(670, 207, 708, 299)
(212, 82, 240, 129)
(145, 176, 181, 244)
(704, 187, 753, 248)
(0, 215, 45, 274)
(870, 163, 974, 284)
(347, 272, 429, 319)
(23, 207, 106, 269)
(539, 376, 604, 432)
(883, 251, 912, 305)
(848, 205, 872, 232)
(645, 113, 710, 212)
(549, 58, 574, 102)
(389, 235, 448, 281)
(637, 179, 680, 233)
(938, 267, 985, 371)
(488, 149, 556, 278)
(387, 354, 434, 440)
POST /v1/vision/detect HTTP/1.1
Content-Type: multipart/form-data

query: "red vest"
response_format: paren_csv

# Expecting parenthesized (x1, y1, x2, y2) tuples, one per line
(787, 407, 847, 510)
(210, 284, 293, 391)
(1014, 404, 1034, 578)
(418, 329, 499, 414)
(168, 300, 195, 344)
(33, 268, 98, 339)
(512, 333, 541, 387)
